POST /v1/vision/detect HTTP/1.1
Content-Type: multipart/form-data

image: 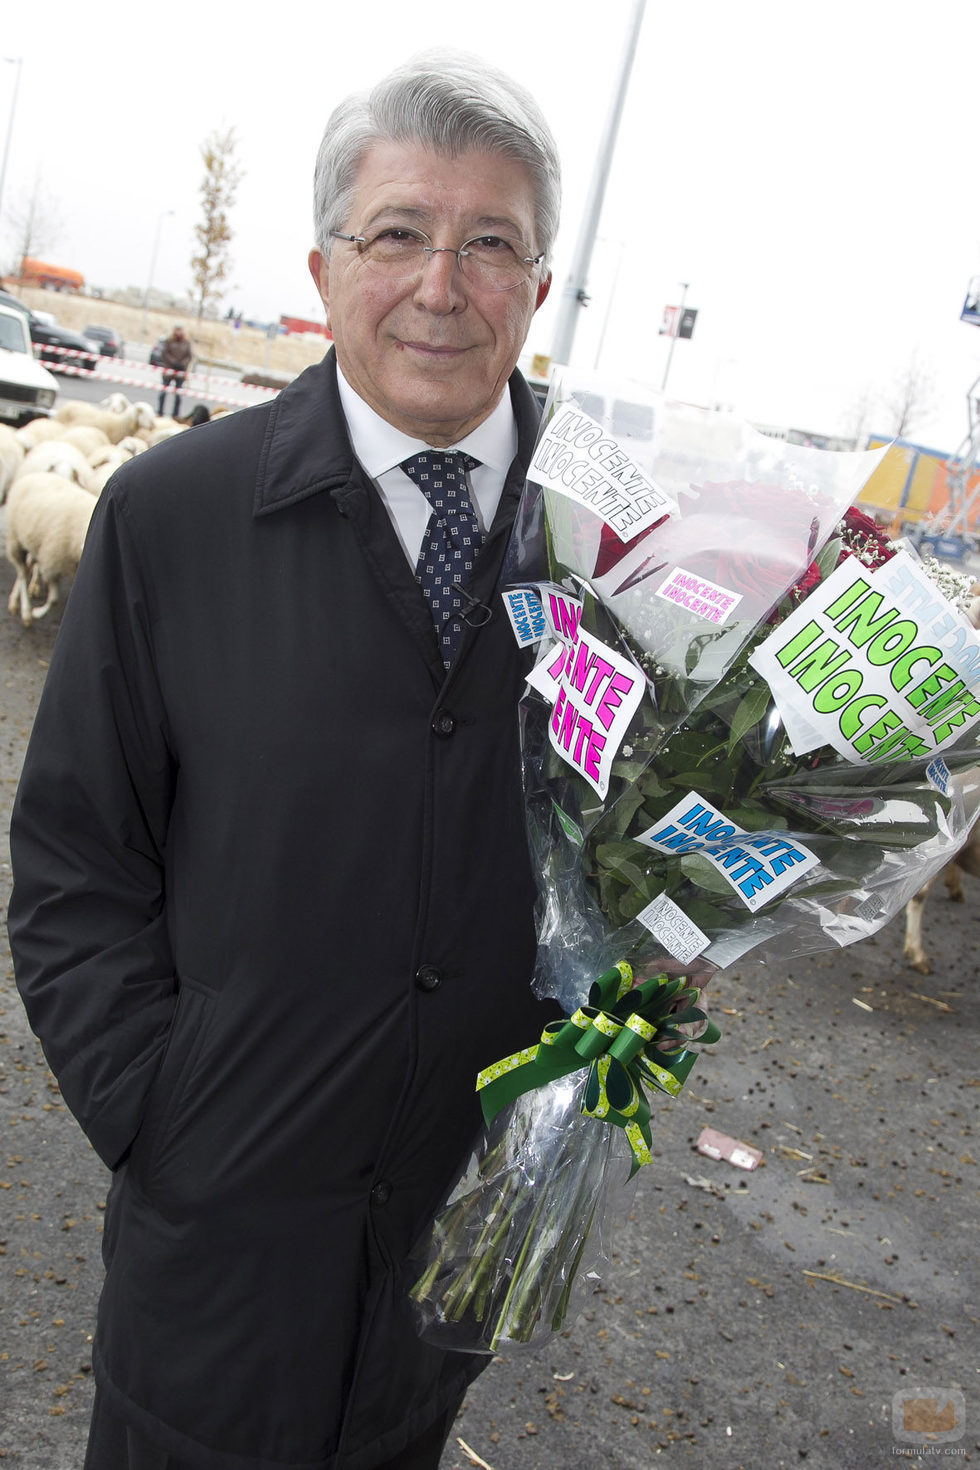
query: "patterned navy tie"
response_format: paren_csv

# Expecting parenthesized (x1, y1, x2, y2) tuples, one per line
(401, 450, 483, 666)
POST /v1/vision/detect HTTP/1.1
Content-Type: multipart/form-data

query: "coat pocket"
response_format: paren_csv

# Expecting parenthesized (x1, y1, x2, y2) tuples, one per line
(132, 975, 217, 1179)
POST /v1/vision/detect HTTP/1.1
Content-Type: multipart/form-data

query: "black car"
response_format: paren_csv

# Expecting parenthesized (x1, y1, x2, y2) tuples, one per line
(149, 337, 166, 368)
(0, 288, 31, 321)
(28, 313, 99, 374)
(84, 324, 124, 358)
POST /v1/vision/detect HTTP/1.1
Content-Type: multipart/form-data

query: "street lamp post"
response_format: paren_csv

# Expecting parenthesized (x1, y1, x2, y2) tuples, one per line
(140, 209, 174, 343)
(0, 57, 23, 236)
(550, 0, 646, 369)
(661, 281, 688, 392)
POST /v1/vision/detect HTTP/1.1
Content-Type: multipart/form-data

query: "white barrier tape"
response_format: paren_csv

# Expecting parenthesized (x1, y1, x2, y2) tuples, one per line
(33, 343, 282, 408)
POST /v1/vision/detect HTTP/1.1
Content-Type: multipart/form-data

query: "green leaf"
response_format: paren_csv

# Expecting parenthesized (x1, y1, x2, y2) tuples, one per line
(679, 854, 737, 895)
(726, 682, 774, 755)
(638, 768, 672, 800)
(815, 536, 843, 579)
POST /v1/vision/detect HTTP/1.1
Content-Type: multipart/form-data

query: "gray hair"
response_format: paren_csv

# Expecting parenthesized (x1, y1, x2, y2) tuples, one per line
(312, 50, 561, 267)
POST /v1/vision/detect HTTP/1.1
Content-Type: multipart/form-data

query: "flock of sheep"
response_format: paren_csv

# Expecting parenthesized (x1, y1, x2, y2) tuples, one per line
(0, 396, 227, 627)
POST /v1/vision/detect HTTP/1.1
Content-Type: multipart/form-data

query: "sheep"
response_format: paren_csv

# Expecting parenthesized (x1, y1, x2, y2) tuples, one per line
(0, 424, 26, 504)
(99, 392, 131, 413)
(901, 589, 980, 972)
(54, 400, 146, 444)
(904, 836, 980, 972)
(15, 417, 68, 448)
(20, 440, 99, 495)
(60, 424, 111, 457)
(145, 422, 185, 448)
(115, 434, 147, 456)
(5, 472, 95, 627)
(87, 447, 134, 494)
(88, 442, 129, 470)
(96, 396, 155, 435)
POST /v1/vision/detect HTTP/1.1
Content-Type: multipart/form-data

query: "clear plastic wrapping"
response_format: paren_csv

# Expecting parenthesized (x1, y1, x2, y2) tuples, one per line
(503, 369, 980, 1009)
(410, 1073, 628, 1353)
(410, 369, 980, 1355)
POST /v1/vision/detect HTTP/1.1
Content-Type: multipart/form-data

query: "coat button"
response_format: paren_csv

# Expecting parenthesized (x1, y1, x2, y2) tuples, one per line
(431, 710, 456, 737)
(370, 1181, 392, 1207)
(415, 964, 443, 992)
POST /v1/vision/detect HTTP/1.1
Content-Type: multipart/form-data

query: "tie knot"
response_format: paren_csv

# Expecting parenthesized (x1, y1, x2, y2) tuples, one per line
(400, 450, 480, 490)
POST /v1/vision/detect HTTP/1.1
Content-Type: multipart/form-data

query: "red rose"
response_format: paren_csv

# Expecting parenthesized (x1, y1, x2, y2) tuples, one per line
(836, 507, 895, 570)
(592, 516, 669, 580)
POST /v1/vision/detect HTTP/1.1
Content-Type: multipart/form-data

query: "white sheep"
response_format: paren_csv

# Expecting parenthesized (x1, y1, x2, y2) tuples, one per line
(54, 400, 146, 444)
(99, 392, 131, 413)
(60, 424, 111, 457)
(88, 448, 133, 494)
(15, 417, 67, 448)
(88, 442, 125, 469)
(115, 434, 147, 456)
(145, 422, 186, 448)
(20, 440, 99, 495)
(0, 424, 26, 504)
(5, 472, 96, 627)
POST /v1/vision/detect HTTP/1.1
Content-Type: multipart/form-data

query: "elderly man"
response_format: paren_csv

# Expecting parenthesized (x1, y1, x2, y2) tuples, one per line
(9, 52, 559, 1470)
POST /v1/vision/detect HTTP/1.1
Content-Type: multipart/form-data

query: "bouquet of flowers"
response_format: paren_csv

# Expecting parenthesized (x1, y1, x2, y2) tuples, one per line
(409, 368, 980, 1353)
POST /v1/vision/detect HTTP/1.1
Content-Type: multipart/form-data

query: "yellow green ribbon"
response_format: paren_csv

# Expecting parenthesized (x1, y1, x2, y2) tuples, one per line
(476, 962, 721, 1175)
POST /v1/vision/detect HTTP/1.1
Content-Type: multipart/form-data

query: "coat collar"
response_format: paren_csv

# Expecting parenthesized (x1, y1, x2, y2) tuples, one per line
(253, 350, 353, 516)
(253, 347, 541, 517)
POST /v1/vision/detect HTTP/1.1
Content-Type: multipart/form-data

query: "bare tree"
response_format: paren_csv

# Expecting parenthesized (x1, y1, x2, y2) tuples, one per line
(884, 355, 935, 441)
(843, 385, 878, 448)
(4, 174, 62, 276)
(189, 127, 242, 320)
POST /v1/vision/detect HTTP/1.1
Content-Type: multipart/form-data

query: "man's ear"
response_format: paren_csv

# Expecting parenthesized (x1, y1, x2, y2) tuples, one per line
(308, 249, 330, 326)
(534, 270, 552, 313)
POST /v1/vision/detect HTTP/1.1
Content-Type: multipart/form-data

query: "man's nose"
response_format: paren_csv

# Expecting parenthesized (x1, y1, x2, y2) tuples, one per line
(413, 247, 466, 311)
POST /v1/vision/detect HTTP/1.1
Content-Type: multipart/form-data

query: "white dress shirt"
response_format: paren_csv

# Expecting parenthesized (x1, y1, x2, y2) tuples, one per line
(336, 366, 519, 568)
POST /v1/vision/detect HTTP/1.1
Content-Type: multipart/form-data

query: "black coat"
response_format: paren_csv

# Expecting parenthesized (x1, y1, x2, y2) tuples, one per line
(8, 353, 555, 1469)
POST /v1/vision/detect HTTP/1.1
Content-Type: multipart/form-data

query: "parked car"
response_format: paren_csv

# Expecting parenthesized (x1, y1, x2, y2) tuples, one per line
(0, 302, 59, 426)
(0, 287, 31, 322)
(84, 324, 124, 358)
(28, 312, 99, 374)
(149, 336, 166, 368)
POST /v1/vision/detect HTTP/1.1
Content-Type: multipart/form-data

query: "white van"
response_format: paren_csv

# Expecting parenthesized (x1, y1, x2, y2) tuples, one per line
(0, 304, 59, 426)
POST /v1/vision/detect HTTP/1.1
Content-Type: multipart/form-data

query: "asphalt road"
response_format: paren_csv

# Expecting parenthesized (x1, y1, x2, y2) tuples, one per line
(0, 574, 977, 1470)
(45, 346, 277, 420)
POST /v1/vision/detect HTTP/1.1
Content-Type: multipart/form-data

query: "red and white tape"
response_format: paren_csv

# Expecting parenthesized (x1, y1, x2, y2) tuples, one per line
(33, 343, 281, 409)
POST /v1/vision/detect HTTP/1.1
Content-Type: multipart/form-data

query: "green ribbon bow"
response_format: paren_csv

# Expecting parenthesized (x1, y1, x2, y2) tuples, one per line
(476, 962, 721, 1175)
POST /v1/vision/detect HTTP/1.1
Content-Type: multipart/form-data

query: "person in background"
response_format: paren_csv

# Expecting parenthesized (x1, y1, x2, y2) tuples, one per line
(9, 50, 559, 1470)
(158, 323, 192, 416)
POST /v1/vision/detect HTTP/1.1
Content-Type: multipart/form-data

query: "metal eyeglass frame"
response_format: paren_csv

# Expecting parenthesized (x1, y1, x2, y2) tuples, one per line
(328, 228, 544, 291)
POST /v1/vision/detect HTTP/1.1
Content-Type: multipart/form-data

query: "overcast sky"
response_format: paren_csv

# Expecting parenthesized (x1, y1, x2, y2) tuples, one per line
(2, 0, 978, 452)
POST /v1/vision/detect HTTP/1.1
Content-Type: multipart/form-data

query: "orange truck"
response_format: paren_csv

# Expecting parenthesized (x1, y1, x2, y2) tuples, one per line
(19, 257, 85, 291)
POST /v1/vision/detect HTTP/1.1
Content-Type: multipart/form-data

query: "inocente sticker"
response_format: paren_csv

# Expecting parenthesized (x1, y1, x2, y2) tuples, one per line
(636, 791, 821, 912)
(655, 566, 742, 625)
(529, 403, 675, 542)
(526, 586, 645, 800)
(748, 549, 980, 766)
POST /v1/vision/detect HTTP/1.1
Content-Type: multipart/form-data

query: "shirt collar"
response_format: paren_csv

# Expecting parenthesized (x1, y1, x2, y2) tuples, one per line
(336, 366, 517, 477)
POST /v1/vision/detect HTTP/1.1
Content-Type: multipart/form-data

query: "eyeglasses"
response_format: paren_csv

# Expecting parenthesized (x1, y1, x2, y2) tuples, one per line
(329, 225, 544, 293)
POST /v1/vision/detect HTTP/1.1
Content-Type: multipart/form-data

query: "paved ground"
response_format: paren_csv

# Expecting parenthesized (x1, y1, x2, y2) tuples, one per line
(1, 568, 977, 1470)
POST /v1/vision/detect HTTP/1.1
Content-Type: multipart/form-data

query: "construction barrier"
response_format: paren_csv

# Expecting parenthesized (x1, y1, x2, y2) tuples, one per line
(32, 343, 282, 409)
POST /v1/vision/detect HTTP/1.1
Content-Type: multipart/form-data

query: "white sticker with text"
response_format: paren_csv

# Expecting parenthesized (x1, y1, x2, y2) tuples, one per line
(527, 586, 645, 800)
(655, 566, 742, 625)
(748, 549, 980, 766)
(529, 403, 675, 542)
(636, 893, 709, 964)
(635, 791, 821, 912)
(501, 587, 547, 647)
